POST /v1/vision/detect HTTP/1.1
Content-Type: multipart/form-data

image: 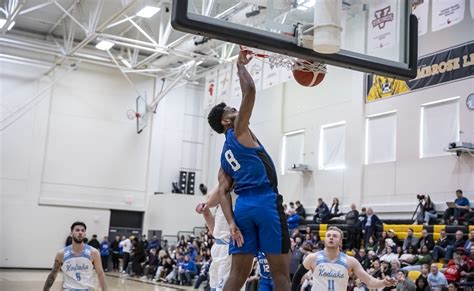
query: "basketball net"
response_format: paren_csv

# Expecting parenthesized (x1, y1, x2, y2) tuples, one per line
(239, 45, 327, 75)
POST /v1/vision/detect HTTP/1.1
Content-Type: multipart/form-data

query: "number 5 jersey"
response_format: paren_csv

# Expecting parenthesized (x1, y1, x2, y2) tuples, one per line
(61, 244, 96, 290)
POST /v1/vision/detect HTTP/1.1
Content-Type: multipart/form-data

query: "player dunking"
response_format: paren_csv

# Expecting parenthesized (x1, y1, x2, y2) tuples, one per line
(291, 226, 396, 291)
(207, 49, 290, 291)
(43, 221, 107, 291)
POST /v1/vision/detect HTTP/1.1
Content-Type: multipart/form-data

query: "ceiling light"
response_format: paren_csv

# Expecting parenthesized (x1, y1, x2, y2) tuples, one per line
(136, 6, 160, 18)
(7, 21, 15, 30)
(95, 40, 115, 50)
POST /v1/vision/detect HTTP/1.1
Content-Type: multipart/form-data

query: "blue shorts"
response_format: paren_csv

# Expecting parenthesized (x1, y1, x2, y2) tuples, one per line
(258, 278, 274, 291)
(229, 190, 290, 255)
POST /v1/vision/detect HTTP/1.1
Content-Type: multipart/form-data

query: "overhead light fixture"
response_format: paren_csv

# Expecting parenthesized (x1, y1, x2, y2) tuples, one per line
(95, 40, 115, 50)
(7, 21, 15, 30)
(136, 6, 160, 18)
(296, 0, 315, 10)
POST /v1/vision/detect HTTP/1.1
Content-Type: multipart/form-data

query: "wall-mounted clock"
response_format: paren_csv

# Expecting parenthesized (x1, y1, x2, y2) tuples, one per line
(467, 93, 474, 110)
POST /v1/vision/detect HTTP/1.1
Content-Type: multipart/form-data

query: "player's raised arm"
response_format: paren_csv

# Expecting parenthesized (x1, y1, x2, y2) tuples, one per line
(348, 256, 396, 289)
(234, 49, 256, 138)
(43, 251, 63, 291)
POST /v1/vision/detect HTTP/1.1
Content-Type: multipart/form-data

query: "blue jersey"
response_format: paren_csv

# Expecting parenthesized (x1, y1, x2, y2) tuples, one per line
(220, 128, 278, 194)
(257, 252, 271, 280)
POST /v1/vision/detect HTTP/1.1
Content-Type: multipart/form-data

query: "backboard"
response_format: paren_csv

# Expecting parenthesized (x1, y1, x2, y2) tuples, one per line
(136, 95, 147, 134)
(171, 0, 418, 80)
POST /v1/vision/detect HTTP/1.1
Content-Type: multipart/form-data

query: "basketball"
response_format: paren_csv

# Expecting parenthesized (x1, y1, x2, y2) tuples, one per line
(292, 64, 326, 87)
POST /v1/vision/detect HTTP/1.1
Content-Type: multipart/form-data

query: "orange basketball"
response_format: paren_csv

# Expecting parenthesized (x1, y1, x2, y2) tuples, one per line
(292, 63, 325, 87)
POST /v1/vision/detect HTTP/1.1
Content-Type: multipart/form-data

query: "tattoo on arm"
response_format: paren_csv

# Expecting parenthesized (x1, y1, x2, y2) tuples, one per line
(43, 259, 62, 291)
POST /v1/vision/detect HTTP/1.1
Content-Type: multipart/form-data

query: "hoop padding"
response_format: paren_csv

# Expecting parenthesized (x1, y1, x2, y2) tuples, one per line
(313, 0, 343, 54)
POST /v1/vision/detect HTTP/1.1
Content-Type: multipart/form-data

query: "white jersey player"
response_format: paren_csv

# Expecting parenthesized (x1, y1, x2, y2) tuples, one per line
(291, 226, 396, 291)
(43, 221, 107, 291)
(196, 186, 235, 291)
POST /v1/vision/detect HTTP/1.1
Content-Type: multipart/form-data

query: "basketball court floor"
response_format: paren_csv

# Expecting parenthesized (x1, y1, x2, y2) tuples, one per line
(0, 270, 192, 291)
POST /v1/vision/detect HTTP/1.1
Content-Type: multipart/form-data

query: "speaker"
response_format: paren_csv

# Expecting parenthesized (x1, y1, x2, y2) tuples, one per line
(187, 172, 195, 195)
(179, 171, 187, 194)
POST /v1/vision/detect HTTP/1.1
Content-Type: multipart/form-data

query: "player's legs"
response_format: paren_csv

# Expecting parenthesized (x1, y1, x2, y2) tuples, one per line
(258, 278, 274, 291)
(216, 253, 232, 291)
(254, 193, 291, 291)
(223, 254, 254, 291)
(266, 253, 291, 291)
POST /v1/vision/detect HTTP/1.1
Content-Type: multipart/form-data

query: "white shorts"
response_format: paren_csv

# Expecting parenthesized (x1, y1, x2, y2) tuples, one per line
(209, 241, 231, 290)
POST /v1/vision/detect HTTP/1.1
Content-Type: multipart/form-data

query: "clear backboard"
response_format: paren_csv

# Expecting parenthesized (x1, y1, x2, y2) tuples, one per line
(171, 0, 418, 80)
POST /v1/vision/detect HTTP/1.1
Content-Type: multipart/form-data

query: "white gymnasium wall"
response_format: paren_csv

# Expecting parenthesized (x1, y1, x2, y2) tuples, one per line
(1, 61, 114, 268)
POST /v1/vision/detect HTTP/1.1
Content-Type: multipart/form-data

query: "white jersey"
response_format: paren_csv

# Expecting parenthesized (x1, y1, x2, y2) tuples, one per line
(61, 244, 96, 290)
(213, 206, 231, 240)
(312, 251, 349, 291)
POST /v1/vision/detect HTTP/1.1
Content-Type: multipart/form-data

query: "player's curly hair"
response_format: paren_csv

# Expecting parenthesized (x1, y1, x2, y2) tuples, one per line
(207, 102, 226, 134)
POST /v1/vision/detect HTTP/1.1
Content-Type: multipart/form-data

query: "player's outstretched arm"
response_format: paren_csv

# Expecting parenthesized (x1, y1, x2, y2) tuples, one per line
(92, 249, 108, 291)
(234, 50, 256, 139)
(348, 256, 396, 289)
(217, 168, 243, 247)
(291, 253, 315, 291)
(43, 252, 63, 291)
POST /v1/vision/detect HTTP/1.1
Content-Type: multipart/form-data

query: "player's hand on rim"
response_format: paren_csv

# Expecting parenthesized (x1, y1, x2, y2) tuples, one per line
(237, 49, 252, 65)
(229, 222, 244, 247)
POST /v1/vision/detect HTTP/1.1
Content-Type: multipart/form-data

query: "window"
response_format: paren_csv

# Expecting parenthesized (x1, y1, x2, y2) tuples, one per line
(281, 130, 305, 174)
(420, 97, 460, 158)
(365, 111, 397, 164)
(319, 121, 346, 170)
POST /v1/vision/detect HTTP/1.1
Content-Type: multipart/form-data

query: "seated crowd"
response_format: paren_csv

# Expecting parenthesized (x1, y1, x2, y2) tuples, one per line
(77, 189, 473, 290)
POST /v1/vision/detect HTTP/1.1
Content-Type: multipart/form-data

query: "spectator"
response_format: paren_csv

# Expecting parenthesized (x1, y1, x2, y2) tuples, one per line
(445, 230, 466, 261)
(345, 203, 360, 249)
(65, 236, 72, 246)
(88, 234, 100, 249)
(289, 201, 295, 210)
(380, 244, 398, 263)
(313, 198, 329, 223)
(365, 236, 377, 253)
(148, 235, 160, 251)
(100, 236, 110, 272)
(121, 236, 132, 274)
(399, 245, 417, 268)
(142, 248, 159, 279)
(417, 229, 434, 253)
(324, 197, 343, 222)
(387, 229, 401, 247)
(110, 236, 120, 272)
(444, 257, 461, 283)
(464, 230, 474, 253)
(287, 209, 300, 235)
(416, 195, 437, 225)
(193, 259, 210, 290)
(180, 254, 197, 286)
(395, 270, 415, 291)
(295, 201, 306, 220)
(353, 278, 368, 291)
(428, 263, 448, 289)
(362, 208, 382, 245)
(402, 228, 420, 252)
(142, 234, 149, 250)
(415, 275, 429, 291)
(443, 189, 470, 225)
(432, 228, 452, 263)
(460, 245, 474, 287)
(358, 248, 371, 270)
(289, 238, 304, 281)
(131, 237, 146, 277)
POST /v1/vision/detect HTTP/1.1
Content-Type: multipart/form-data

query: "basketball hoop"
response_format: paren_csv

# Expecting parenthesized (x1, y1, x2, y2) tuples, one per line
(240, 45, 327, 75)
(126, 109, 137, 120)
